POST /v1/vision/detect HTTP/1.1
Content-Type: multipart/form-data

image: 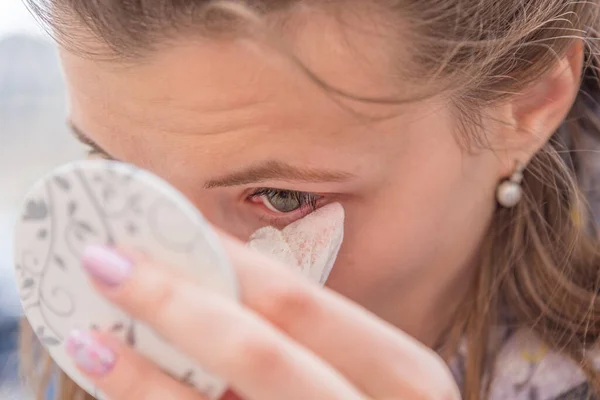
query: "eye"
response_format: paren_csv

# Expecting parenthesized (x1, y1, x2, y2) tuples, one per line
(248, 188, 321, 214)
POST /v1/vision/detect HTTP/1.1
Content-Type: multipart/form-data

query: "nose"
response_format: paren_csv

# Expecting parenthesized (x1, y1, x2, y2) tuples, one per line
(188, 193, 259, 243)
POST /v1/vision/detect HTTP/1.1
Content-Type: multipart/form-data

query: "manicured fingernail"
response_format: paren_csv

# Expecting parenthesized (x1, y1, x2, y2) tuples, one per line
(82, 245, 133, 287)
(66, 330, 117, 377)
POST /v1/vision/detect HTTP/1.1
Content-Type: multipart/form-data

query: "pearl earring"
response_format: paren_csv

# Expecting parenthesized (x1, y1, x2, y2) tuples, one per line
(496, 162, 525, 208)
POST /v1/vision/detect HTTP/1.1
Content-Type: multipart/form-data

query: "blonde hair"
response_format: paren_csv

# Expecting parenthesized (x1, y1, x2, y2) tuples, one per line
(22, 1, 600, 399)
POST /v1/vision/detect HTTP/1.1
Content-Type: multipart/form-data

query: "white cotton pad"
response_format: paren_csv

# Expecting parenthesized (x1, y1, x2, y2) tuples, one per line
(13, 160, 238, 400)
(248, 203, 345, 285)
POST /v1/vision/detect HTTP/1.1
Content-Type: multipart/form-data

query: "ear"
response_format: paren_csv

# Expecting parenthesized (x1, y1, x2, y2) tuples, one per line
(502, 40, 584, 175)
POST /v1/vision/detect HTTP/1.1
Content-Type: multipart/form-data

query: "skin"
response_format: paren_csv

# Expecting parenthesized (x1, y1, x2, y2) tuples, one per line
(58, 6, 583, 399)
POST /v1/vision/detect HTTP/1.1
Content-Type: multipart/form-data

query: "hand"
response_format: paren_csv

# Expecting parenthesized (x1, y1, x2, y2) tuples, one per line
(68, 233, 461, 400)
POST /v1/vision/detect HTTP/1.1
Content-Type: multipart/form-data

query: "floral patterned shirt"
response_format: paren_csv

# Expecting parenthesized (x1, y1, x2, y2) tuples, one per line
(449, 328, 598, 400)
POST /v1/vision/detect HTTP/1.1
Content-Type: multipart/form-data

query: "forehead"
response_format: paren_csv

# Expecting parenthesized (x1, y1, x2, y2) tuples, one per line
(60, 7, 420, 128)
(58, 8, 444, 181)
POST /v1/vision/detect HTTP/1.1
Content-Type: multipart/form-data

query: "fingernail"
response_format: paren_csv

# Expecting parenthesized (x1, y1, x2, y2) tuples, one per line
(66, 330, 117, 377)
(82, 245, 133, 287)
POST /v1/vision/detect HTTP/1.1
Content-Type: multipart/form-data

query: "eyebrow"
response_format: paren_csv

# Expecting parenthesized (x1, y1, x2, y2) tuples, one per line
(204, 161, 355, 188)
(68, 121, 354, 188)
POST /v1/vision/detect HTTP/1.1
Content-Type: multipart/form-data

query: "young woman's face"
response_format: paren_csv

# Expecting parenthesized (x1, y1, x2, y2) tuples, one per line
(60, 12, 510, 343)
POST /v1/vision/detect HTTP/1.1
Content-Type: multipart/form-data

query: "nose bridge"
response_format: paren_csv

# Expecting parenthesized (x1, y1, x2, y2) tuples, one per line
(188, 191, 257, 244)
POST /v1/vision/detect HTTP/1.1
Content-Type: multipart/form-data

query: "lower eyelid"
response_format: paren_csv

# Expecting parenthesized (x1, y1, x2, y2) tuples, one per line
(248, 195, 297, 215)
(247, 196, 318, 223)
(244, 189, 332, 224)
(255, 209, 314, 229)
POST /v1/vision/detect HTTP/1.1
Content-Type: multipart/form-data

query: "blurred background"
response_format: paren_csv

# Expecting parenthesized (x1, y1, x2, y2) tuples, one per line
(1, 1, 85, 397)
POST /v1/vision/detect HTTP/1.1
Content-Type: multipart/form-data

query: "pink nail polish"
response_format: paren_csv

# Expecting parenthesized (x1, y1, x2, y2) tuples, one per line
(66, 330, 117, 376)
(82, 245, 133, 287)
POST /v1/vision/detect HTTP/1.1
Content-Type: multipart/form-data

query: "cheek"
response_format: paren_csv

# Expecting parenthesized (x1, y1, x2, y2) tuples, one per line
(327, 134, 498, 302)
(328, 189, 457, 299)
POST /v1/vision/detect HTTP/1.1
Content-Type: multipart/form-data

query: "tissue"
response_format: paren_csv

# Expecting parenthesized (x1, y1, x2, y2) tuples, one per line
(247, 203, 345, 285)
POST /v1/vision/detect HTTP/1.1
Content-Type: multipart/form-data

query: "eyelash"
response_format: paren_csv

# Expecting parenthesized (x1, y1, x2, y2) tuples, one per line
(247, 188, 321, 215)
(82, 142, 106, 158)
(86, 148, 104, 157)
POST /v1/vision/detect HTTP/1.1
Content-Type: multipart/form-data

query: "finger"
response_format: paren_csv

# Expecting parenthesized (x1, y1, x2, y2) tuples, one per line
(81, 245, 365, 400)
(65, 330, 203, 400)
(220, 233, 460, 400)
